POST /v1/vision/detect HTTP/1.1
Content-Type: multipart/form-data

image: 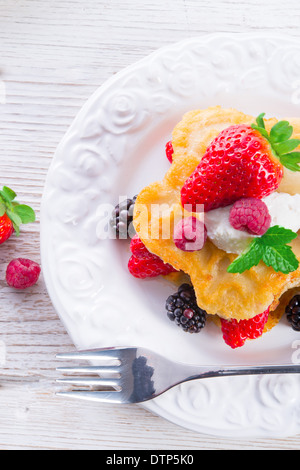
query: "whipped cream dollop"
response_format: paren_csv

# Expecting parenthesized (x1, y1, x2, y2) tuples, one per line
(204, 192, 300, 254)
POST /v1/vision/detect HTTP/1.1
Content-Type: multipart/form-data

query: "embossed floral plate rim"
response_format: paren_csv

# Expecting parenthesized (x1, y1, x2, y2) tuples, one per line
(41, 33, 300, 438)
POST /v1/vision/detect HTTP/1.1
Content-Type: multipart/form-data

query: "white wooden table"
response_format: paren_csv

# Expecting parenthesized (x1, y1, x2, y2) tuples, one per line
(0, 0, 300, 450)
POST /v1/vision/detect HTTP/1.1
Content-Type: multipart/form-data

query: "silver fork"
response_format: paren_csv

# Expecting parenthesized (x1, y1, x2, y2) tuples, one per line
(56, 346, 300, 404)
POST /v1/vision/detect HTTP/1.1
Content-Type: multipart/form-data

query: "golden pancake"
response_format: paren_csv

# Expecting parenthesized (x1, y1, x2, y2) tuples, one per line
(133, 106, 300, 322)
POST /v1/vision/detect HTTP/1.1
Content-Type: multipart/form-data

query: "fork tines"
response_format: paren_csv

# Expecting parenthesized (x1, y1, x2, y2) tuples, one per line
(56, 349, 123, 403)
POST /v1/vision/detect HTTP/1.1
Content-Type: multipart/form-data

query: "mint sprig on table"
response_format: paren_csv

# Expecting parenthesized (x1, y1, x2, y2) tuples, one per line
(227, 226, 299, 275)
(0, 186, 36, 235)
(251, 113, 300, 172)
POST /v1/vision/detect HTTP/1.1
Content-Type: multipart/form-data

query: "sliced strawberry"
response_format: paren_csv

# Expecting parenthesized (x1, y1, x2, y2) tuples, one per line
(165, 140, 174, 163)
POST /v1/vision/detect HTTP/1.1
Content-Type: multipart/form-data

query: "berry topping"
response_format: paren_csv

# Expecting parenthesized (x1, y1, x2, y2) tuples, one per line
(128, 235, 177, 278)
(110, 196, 137, 239)
(165, 283, 207, 333)
(165, 141, 174, 163)
(6, 258, 41, 289)
(181, 122, 283, 212)
(285, 294, 300, 331)
(173, 216, 207, 252)
(220, 307, 270, 349)
(229, 197, 271, 236)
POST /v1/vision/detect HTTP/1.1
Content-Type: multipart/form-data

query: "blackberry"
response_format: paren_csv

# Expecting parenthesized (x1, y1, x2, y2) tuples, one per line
(285, 294, 300, 331)
(110, 196, 137, 239)
(165, 283, 207, 333)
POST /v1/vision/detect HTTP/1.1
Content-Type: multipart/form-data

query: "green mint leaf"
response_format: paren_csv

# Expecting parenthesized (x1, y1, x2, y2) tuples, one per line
(262, 245, 299, 274)
(259, 225, 298, 246)
(227, 226, 299, 274)
(273, 138, 300, 155)
(256, 113, 266, 129)
(227, 240, 264, 274)
(13, 204, 36, 224)
(269, 121, 293, 143)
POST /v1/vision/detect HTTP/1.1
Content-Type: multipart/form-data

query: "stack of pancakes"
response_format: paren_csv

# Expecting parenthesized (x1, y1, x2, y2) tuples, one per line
(133, 107, 300, 334)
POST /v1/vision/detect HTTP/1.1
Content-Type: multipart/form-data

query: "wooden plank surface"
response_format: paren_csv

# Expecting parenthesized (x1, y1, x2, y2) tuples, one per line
(0, 0, 300, 450)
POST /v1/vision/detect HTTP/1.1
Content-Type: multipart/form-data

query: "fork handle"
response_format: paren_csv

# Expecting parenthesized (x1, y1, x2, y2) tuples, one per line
(209, 364, 299, 378)
(174, 363, 300, 385)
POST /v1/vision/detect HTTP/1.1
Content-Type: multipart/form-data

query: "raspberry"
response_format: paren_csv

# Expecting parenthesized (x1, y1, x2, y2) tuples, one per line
(173, 216, 207, 252)
(165, 141, 174, 163)
(6, 258, 41, 289)
(220, 307, 270, 349)
(128, 235, 177, 278)
(229, 197, 271, 235)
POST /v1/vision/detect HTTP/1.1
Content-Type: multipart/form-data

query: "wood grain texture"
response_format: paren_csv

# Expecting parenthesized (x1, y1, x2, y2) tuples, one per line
(0, 0, 300, 450)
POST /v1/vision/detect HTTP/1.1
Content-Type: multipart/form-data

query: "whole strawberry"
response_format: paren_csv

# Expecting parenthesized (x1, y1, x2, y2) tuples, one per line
(128, 255, 177, 278)
(128, 234, 177, 278)
(0, 186, 36, 243)
(220, 307, 270, 349)
(0, 213, 14, 245)
(181, 114, 300, 212)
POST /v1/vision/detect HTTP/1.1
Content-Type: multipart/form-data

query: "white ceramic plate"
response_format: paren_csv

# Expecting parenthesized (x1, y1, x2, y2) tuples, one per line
(41, 33, 300, 438)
